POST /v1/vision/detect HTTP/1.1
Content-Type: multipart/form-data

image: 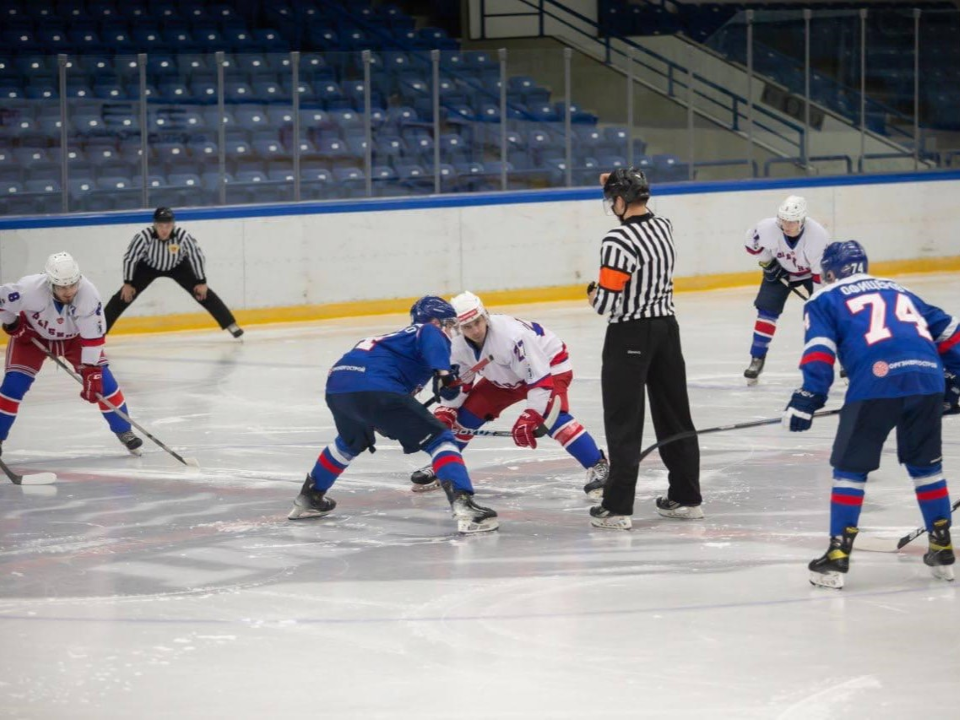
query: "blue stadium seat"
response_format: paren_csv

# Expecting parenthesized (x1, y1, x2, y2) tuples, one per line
(251, 131, 289, 161)
(235, 106, 271, 132)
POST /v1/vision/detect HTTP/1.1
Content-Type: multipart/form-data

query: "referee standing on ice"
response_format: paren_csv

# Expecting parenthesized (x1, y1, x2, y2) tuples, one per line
(104, 207, 244, 337)
(586, 168, 702, 530)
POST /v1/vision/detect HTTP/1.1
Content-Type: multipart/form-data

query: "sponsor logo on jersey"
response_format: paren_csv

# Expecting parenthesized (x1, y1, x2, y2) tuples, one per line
(168, 244, 180, 254)
(873, 361, 889, 377)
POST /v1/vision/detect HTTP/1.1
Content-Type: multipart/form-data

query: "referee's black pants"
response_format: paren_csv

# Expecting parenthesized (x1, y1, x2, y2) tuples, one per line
(601, 315, 701, 515)
(104, 261, 238, 333)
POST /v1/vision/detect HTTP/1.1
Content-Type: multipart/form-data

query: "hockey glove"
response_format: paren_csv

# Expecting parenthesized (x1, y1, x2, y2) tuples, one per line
(760, 259, 789, 283)
(782, 389, 826, 432)
(80, 364, 104, 404)
(2, 315, 31, 341)
(434, 405, 459, 430)
(432, 365, 461, 402)
(512, 408, 545, 449)
(945, 371, 960, 416)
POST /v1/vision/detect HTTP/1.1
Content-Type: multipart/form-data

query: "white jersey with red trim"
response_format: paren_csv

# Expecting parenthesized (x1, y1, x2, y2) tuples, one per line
(0, 274, 106, 365)
(446, 314, 571, 416)
(744, 216, 830, 283)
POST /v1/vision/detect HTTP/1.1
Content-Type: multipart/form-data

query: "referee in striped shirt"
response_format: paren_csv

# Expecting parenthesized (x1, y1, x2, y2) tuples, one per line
(587, 168, 702, 530)
(104, 207, 243, 337)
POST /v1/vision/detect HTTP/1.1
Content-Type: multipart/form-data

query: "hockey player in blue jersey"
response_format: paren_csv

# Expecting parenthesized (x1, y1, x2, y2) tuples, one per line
(783, 240, 959, 588)
(287, 296, 498, 534)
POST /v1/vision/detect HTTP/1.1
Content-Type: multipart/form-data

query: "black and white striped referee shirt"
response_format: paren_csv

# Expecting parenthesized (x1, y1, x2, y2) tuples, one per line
(590, 212, 677, 322)
(122, 226, 207, 283)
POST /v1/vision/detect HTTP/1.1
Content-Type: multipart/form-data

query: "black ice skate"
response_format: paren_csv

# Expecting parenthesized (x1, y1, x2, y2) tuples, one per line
(227, 323, 244, 338)
(287, 475, 337, 520)
(655, 496, 705, 519)
(116, 430, 143, 456)
(808, 526, 858, 589)
(441, 481, 498, 534)
(924, 518, 955, 582)
(744, 356, 765, 385)
(410, 463, 439, 492)
(589, 504, 632, 530)
(583, 451, 609, 500)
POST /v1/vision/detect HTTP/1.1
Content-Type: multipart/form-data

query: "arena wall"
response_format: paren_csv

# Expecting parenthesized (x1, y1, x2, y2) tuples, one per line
(0, 171, 957, 334)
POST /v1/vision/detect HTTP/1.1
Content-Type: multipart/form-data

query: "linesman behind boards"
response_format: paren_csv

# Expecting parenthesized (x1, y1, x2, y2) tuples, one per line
(104, 207, 244, 338)
(585, 167, 702, 530)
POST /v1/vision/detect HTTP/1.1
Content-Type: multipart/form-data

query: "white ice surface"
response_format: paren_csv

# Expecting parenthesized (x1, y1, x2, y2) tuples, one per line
(1, 275, 958, 719)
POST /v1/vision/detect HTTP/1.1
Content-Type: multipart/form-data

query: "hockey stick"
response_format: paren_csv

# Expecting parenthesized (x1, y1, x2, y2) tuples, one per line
(857, 498, 960, 553)
(780, 277, 811, 301)
(30, 338, 199, 467)
(0, 456, 57, 485)
(423, 355, 494, 409)
(453, 396, 562, 439)
(638, 407, 843, 464)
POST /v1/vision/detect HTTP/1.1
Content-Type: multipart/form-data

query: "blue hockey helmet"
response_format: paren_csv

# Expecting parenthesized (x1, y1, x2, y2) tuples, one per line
(821, 240, 868, 282)
(410, 296, 457, 326)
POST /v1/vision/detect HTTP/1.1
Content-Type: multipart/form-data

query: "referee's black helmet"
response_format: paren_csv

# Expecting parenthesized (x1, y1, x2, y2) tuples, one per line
(153, 207, 175, 223)
(603, 168, 651, 205)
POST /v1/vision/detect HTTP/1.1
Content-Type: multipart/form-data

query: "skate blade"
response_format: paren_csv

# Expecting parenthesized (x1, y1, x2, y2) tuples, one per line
(929, 565, 955, 582)
(809, 570, 844, 589)
(590, 516, 632, 530)
(457, 518, 499, 534)
(410, 480, 440, 493)
(585, 488, 603, 501)
(745, 377, 759, 386)
(287, 504, 334, 520)
(657, 507, 705, 520)
(127, 447, 143, 457)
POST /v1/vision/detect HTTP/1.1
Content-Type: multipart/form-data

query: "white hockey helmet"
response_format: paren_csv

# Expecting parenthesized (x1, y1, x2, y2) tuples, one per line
(777, 195, 807, 224)
(44, 252, 82, 287)
(451, 291, 487, 325)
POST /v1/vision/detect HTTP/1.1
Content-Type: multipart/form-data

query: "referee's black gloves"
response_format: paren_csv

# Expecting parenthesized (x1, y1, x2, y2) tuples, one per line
(586, 281, 597, 296)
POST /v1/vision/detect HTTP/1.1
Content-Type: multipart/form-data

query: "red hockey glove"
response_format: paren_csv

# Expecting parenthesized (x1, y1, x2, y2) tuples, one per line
(80, 365, 103, 404)
(512, 408, 545, 449)
(434, 405, 459, 430)
(2, 315, 31, 341)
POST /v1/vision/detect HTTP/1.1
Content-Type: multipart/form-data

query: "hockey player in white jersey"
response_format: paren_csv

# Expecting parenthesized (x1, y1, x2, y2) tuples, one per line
(0, 253, 142, 456)
(743, 195, 830, 383)
(409, 291, 609, 497)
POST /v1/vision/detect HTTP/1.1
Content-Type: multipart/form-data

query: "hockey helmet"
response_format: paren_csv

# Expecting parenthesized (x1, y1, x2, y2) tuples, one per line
(820, 240, 868, 281)
(44, 252, 82, 287)
(410, 296, 457, 327)
(153, 206, 175, 223)
(451, 291, 487, 326)
(777, 195, 807, 224)
(602, 167, 651, 208)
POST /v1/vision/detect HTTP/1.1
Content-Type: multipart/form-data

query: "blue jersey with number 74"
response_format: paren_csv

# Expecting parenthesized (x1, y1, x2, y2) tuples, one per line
(800, 274, 960, 402)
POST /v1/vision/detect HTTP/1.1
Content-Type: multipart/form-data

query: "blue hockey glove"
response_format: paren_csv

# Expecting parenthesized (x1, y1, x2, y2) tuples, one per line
(782, 389, 827, 432)
(945, 372, 960, 416)
(760, 259, 789, 283)
(432, 364, 461, 402)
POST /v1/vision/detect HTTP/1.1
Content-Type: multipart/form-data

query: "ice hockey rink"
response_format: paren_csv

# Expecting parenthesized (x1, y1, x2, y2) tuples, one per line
(1, 274, 958, 720)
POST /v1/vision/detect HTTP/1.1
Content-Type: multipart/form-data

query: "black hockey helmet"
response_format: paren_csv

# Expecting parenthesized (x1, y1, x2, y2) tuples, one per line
(153, 206, 175, 223)
(602, 167, 651, 206)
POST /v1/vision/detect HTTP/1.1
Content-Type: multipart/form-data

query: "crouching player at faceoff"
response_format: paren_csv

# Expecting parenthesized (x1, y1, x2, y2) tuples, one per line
(408, 291, 609, 499)
(0, 253, 143, 455)
(288, 296, 498, 534)
(783, 240, 959, 588)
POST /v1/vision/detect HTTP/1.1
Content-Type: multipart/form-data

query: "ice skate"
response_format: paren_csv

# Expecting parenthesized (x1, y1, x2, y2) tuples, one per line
(743, 356, 765, 385)
(589, 504, 632, 530)
(116, 430, 143, 456)
(410, 464, 440, 492)
(924, 519, 955, 582)
(288, 475, 337, 520)
(808, 526, 858, 589)
(583, 451, 609, 500)
(441, 481, 498, 534)
(655, 496, 704, 520)
(227, 323, 244, 338)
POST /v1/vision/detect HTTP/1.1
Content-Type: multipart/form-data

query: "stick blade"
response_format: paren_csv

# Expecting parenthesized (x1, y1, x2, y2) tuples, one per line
(854, 536, 901, 553)
(19, 472, 57, 486)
